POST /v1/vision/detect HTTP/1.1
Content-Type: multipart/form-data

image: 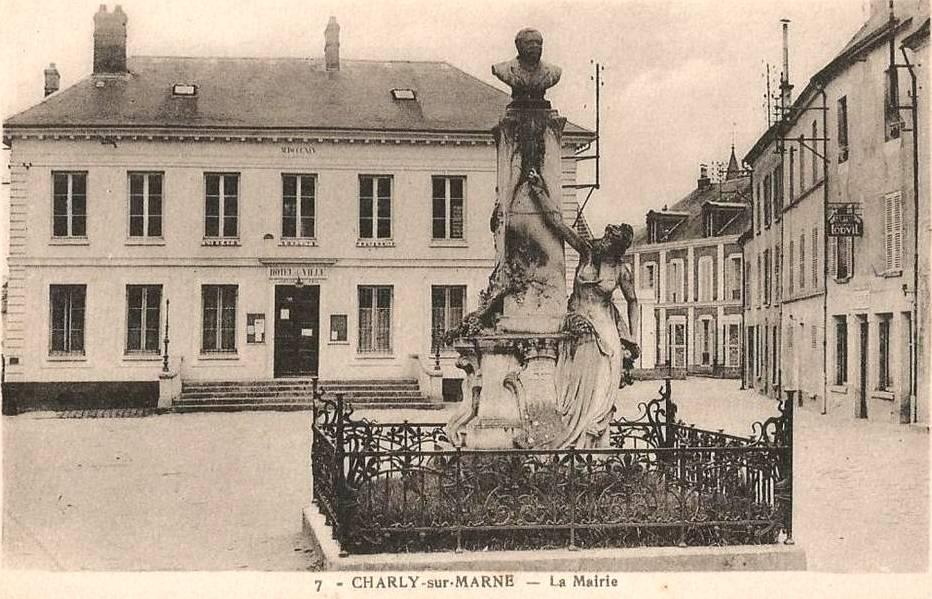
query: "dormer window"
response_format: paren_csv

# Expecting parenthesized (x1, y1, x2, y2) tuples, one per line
(391, 88, 416, 101)
(172, 83, 197, 97)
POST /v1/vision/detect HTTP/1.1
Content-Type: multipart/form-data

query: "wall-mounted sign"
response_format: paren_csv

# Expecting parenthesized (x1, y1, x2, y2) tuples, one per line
(268, 264, 328, 280)
(280, 145, 317, 155)
(827, 203, 864, 237)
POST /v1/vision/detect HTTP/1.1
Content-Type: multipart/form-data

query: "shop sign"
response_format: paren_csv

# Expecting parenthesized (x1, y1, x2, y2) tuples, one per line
(827, 203, 864, 237)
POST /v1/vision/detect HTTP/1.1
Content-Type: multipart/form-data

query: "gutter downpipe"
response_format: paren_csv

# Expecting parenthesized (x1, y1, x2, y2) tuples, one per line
(742, 169, 753, 390)
(821, 86, 829, 416)
(900, 45, 920, 423)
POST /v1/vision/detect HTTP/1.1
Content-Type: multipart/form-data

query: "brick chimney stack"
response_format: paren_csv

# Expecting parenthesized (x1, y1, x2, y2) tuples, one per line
(93, 4, 127, 75)
(325, 17, 340, 71)
(44, 63, 60, 96)
(698, 164, 711, 190)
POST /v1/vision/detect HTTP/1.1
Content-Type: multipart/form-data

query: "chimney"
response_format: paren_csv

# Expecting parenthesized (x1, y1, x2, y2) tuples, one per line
(44, 63, 60, 96)
(93, 4, 127, 75)
(779, 19, 793, 110)
(325, 17, 340, 71)
(698, 164, 711, 190)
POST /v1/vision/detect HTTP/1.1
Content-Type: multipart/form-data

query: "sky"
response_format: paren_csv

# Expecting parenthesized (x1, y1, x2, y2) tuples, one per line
(0, 0, 870, 239)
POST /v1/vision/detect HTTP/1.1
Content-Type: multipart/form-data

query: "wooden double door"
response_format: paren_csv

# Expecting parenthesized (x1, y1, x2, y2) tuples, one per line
(274, 285, 320, 377)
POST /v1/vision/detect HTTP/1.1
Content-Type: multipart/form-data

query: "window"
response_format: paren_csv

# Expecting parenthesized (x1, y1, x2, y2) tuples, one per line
(837, 96, 849, 162)
(329, 315, 348, 343)
(789, 147, 796, 202)
(726, 323, 740, 367)
(698, 256, 713, 302)
(202, 285, 237, 352)
(799, 233, 806, 290)
(788, 240, 795, 295)
(431, 286, 466, 351)
(878, 314, 892, 390)
(359, 175, 392, 239)
(884, 191, 903, 273)
(829, 236, 854, 280)
(811, 324, 818, 349)
(757, 254, 762, 307)
(282, 174, 315, 239)
(755, 182, 762, 232)
(763, 249, 771, 305)
(204, 174, 239, 238)
(432, 176, 465, 240)
(667, 260, 684, 303)
(667, 320, 686, 368)
(52, 172, 87, 238)
(358, 286, 393, 353)
(763, 174, 772, 226)
(885, 67, 902, 140)
(642, 262, 657, 298)
(697, 318, 713, 365)
(128, 172, 162, 238)
(744, 261, 751, 305)
(126, 285, 161, 353)
(799, 136, 807, 190)
(727, 255, 742, 301)
(834, 316, 848, 385)
(773, 163, 784, 215)
(811, 227, 819, 288)
(49, 285, 85, 354)
(774, 244, 782, 301)
(811, 121, 820, 183)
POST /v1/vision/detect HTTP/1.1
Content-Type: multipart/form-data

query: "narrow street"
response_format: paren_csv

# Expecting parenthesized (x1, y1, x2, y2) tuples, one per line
(2, 378, 927, 572)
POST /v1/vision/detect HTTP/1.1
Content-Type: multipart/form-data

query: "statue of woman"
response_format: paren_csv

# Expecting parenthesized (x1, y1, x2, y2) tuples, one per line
(553, 223, 639, 449)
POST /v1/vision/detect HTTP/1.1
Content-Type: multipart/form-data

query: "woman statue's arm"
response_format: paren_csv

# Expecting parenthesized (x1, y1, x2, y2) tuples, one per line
(526, 169, 591, 257)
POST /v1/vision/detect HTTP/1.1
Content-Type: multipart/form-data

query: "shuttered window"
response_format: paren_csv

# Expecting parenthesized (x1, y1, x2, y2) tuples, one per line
(799, 233, 806, 290)
(884, 191, 903, 273)
(812, 227, 819, 288)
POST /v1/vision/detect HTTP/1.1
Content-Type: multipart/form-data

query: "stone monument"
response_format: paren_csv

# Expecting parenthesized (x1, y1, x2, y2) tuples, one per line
(446, 29, 638, 450)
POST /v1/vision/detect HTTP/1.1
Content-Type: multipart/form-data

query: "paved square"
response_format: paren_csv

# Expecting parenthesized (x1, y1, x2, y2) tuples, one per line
(2, 379, 927, 571)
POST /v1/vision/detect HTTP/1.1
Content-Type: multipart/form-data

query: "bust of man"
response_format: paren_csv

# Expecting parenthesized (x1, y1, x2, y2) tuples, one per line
(492, 28, 562, 106)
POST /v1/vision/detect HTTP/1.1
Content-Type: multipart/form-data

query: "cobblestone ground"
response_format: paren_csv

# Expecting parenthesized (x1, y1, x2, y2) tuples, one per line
(2, 379, 928, 572)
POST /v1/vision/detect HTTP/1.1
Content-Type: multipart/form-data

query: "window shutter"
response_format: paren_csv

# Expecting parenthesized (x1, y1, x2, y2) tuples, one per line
(812, 228, 819, 287)
(884, 191, 903, 272)
(892, 192, 903, 271)
(828, 236, 837, 279)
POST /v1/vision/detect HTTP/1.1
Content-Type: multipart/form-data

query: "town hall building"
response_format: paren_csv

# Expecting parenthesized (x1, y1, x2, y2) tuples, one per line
(1, 7, 593, 412)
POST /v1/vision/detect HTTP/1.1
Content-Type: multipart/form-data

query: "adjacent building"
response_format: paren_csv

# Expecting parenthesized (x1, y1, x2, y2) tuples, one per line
(0, 7, 594, 411)
(742, 0, 929, 424)
(624, 151, 750, 379)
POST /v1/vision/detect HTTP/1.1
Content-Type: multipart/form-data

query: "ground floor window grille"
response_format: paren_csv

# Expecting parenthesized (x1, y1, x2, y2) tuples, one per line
(126, 285, 162, 353)
(50, 284, 85, 354)
(431, 286, 465, 351)
(358, 286, 393, 353)
(202, 285, 237, 352)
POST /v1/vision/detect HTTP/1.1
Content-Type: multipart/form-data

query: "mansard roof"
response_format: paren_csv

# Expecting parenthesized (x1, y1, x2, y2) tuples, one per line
(633, 174, 751, 246)
(5, 56, 593, 139)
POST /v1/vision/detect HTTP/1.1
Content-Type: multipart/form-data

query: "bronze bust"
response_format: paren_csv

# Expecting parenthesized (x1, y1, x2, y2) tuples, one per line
(492, 28, 562, 107)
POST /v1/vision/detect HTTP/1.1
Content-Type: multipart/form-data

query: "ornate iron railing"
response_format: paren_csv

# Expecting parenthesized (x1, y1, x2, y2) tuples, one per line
(310, 380, 794, 556)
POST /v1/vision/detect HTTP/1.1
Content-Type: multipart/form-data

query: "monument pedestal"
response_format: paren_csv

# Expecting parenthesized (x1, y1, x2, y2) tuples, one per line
(447, 334, 565, 449)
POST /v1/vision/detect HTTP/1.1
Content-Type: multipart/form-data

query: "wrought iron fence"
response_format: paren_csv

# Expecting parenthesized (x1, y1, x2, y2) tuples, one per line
(310, 380, 794, 556)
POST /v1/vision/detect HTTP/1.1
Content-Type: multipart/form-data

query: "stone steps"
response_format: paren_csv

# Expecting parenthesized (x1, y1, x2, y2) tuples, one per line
(173, 378, 439, 412)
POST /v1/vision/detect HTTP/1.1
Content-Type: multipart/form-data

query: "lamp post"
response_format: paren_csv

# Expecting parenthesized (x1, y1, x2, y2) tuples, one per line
(162, 298, 170, 373)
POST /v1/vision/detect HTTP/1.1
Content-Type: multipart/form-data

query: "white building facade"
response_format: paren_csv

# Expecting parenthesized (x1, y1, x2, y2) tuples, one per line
(1, 7, 592, 411)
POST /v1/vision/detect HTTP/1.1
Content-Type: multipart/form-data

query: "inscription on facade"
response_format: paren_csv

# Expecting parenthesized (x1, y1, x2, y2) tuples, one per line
(280, 145, 317, 155)
(268, 265, 327, 279)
